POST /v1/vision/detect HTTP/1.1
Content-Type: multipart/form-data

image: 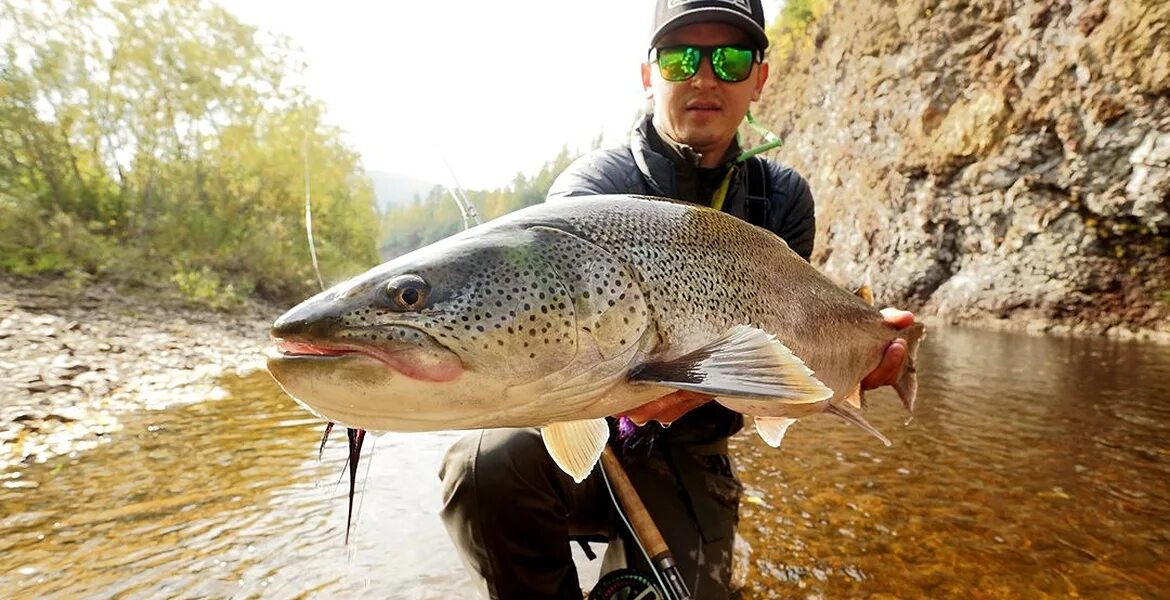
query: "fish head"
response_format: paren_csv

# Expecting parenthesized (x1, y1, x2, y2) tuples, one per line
(266, 223, 654, 431)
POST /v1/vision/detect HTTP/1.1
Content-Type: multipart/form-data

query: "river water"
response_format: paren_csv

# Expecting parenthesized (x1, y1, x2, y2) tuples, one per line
(2, 325, 1168, 599)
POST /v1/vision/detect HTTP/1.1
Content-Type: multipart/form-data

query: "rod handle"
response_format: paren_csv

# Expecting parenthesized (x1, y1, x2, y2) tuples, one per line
(599, 446, 670, 559)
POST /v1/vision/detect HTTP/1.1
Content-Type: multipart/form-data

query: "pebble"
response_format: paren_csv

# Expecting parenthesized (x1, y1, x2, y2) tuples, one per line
(0, 277, 278, 472)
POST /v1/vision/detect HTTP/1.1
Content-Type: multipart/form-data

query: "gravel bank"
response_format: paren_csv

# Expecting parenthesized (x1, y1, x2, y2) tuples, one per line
(0, 276, 283, 475)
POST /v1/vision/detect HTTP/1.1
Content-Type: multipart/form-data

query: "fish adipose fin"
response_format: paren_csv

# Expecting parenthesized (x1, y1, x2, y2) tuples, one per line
(629, 325, 833, 406)
(854, 281, 875, 306)
(894, 321, 927, 413)
(755, 417, 798, 448)
(541, 418, 609, 483)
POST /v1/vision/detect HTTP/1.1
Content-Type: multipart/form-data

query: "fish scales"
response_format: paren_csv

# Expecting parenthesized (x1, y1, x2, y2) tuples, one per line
(267, 195, 925, 480)
(537, 196, 889, 404)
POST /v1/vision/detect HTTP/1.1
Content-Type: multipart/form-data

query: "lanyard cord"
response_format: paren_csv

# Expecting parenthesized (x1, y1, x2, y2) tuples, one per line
(711, 111, 783, 211)
(735, 111, 784, 162)
(709, 165, 737, 212)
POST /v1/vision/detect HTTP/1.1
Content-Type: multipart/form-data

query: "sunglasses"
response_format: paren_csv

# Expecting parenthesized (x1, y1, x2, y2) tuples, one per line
(649, 45, 760, 83)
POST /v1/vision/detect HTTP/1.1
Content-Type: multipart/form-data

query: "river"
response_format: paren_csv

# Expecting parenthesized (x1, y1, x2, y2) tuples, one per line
(2, 325, 1168, 599)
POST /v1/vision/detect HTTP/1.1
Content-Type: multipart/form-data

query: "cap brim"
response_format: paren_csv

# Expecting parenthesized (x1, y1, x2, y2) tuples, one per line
(650, 8, 769, 50)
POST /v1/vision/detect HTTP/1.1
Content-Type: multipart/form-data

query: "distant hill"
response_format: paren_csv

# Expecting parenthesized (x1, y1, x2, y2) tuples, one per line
(366, 170, 440, 213)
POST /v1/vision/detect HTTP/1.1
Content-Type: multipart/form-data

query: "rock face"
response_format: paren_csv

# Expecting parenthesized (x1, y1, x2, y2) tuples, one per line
(755, 0, 1170, 337)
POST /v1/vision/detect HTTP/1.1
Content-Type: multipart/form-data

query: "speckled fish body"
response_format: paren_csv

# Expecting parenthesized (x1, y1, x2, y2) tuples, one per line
(267, 195, 924, 480)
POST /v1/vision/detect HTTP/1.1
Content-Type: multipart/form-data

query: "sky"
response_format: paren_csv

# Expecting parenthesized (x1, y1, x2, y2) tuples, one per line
(219, 0, 782, 190)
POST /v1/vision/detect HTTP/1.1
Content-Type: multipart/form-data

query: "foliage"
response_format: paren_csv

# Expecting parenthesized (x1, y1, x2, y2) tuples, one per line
(766, 0, 830, 61)
(0, 0, 380, 303)
(379, 146, 582, 259)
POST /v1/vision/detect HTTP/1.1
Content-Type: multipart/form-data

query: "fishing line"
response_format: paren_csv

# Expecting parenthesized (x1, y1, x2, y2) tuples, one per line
(303, 132, 326, 291)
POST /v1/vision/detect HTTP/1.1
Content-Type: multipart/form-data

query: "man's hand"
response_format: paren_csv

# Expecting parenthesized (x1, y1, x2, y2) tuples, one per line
(618, 390, 712, 426)
(861, 308, 915, 390)
(618, 308, 916, 426)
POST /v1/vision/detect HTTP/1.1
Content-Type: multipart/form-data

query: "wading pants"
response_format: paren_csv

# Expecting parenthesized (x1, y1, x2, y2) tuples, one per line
(438, 427, 742, 600)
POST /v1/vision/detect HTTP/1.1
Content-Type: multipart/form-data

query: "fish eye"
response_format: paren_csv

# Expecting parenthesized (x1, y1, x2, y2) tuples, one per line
(385, 274, 429, 311)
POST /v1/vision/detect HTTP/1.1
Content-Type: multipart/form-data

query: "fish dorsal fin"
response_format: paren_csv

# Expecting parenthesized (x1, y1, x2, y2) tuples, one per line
(629, 325, 832, 404)
(755, 417, 798, 448)
(541, 418, 609, 483)
(827, 404, 891, 447)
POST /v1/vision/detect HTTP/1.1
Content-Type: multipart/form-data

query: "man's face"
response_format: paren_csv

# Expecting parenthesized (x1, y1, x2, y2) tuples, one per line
(643, 23, 769, 157)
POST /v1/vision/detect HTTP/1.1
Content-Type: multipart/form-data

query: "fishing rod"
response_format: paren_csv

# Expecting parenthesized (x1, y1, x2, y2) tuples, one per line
(596, 446, 693, 600)
(441, 156, 482, 229)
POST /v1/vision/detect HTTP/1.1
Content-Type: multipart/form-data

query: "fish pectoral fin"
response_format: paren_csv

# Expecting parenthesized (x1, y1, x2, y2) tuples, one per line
(540, 418, 609, 484)
(827, 404, 891, 447)
(629, 325, 832, 404)
(755, 417, 798, 448)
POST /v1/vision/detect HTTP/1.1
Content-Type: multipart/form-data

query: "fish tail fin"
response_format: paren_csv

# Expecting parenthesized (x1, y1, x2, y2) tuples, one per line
(894, 321, 926, 414)
(827, 404, 891, 447)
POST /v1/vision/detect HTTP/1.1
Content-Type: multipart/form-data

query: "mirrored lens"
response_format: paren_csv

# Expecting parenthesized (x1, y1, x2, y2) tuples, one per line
(656, 46, 699, 81)
(711, 46, 755, 82)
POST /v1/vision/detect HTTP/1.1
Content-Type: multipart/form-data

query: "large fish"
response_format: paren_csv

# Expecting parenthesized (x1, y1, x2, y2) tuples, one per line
(267, 195, 924, 482)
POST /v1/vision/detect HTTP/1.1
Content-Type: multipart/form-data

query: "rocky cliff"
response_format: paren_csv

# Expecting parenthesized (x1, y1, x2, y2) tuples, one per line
(755, 0, 1170, 338)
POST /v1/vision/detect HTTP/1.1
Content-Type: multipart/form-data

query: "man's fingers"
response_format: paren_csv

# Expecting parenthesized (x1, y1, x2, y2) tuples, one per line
(862, 338, 908, 390)
(619, 391, 712, 425)
(880, 307, 915, 328)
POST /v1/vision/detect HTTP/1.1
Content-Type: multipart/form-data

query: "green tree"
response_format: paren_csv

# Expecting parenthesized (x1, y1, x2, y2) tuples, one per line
(0, 0, 379, 303)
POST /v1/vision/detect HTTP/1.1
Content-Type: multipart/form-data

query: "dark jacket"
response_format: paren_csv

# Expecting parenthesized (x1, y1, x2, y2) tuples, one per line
(548, 114, 816, 261)
(546, 114, 818, 445)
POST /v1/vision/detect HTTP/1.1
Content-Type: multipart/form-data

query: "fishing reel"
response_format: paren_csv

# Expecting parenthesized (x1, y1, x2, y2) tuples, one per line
(588, 568, 666, 600)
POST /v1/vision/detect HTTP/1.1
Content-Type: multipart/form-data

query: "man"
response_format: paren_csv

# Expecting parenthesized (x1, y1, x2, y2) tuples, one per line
(439, 1, 913, 598)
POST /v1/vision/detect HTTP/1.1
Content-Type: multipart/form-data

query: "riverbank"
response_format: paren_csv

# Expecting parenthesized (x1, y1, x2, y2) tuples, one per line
(3, 274, 1168, 476)
(0, 275, 279, 474)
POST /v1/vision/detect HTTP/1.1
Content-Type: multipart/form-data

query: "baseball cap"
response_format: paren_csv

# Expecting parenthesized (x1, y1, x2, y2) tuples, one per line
(649, 0, 769, 50)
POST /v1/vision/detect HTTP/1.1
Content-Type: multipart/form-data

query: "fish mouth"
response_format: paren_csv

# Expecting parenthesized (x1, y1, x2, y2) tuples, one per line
(269, 327, 464, 384)
(273, 337, 406, 364)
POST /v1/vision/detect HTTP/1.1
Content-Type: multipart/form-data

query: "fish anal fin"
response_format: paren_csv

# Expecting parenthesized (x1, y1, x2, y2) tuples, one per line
(541, 418, 609, 483)
(755, 417, 797, 448)
(629, 325, 832, 405)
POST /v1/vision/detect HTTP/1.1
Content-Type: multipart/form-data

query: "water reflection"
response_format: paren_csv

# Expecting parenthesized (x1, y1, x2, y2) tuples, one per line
(1, 326, 1168, 598)
(0, 373, 477, 599)
(732, 325, 1170, 599)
